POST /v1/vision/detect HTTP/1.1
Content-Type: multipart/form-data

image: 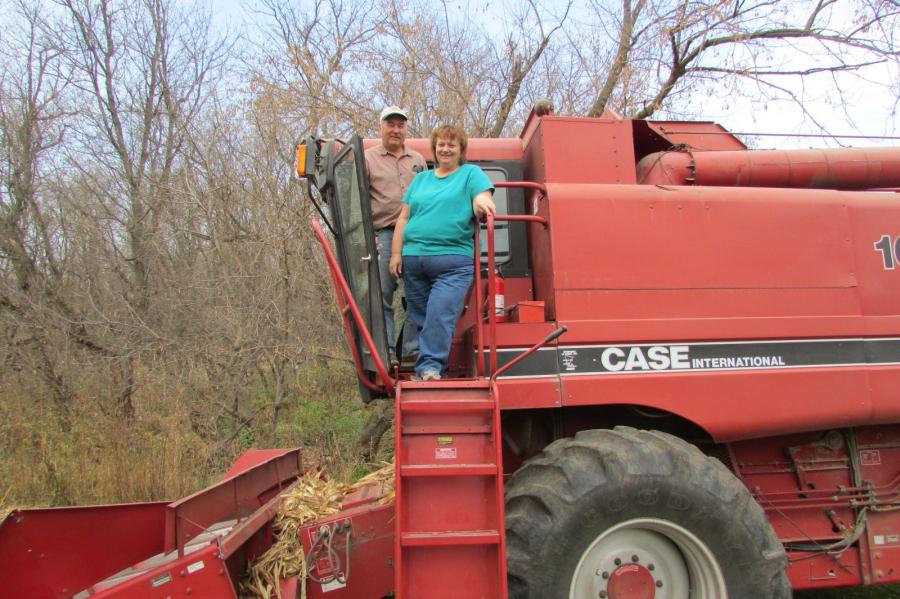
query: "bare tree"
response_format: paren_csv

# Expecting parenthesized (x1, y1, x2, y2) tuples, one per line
(371, 0, 570, 137)
(53, 0, 231, 417)
(580, 0, 900, 123)
(250, 0, 379, 141)
(486, 0, 572, 136)
(0, 1, 78, 421)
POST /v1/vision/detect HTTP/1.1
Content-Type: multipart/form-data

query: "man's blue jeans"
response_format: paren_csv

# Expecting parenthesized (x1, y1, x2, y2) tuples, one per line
(376, 228, 418, 357)
(402, 254, 473, 375)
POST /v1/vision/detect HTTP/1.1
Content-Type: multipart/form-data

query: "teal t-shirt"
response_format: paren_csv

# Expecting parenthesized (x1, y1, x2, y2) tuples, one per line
(402, 164, 494, 256)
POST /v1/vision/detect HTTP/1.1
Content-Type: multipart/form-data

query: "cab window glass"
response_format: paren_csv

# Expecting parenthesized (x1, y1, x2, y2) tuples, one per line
(479, 168, 509, 265)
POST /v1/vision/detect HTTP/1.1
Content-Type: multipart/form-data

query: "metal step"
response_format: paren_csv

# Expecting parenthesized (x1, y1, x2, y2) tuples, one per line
(400, 529, 501, 547)
(400, 398, 494, 412)
(400, 464, 498, 477)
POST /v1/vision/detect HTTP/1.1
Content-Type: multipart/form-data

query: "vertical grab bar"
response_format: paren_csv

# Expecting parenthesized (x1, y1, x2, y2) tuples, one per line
(486, 214, 499, 376)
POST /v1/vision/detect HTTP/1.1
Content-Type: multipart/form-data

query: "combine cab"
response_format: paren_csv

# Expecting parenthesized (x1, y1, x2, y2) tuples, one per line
(3, 108, 900, 598)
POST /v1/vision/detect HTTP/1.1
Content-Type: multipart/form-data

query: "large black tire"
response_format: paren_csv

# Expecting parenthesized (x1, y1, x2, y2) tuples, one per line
(505, 427, 791, 599)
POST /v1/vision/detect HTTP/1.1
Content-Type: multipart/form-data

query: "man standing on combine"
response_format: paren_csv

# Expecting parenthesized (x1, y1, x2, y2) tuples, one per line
(365, 106, 427, 365)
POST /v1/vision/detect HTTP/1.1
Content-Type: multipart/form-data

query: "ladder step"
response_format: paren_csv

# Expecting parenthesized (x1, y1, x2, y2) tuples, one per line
(400, 530, 500, 547)
(400, 379, 490, 390)
(401, 399, 494, 413)
(401, 464, 497, 477)
(402, 424, 491, 435)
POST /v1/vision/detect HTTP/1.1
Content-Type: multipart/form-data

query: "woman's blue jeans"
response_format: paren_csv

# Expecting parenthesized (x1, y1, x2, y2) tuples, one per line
(402, 255, 473, 375)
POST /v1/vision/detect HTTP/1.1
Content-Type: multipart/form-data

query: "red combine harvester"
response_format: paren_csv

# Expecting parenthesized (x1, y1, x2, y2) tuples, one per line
(2, 108, 900, 598)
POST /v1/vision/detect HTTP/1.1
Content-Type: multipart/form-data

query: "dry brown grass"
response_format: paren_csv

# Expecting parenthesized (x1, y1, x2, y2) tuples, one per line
(0, 362, 382, 513)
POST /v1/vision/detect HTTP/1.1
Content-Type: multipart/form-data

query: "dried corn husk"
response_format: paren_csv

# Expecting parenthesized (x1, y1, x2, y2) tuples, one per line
(243, 462, 394, 599)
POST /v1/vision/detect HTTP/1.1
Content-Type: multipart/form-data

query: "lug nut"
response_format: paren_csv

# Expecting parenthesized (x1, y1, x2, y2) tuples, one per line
(614, 558, 621, 565)
(602, 571, 609, 579)
(599, 592, 608, 598)
(648, 563, 655, 571)
(631, 554, 639, 562)
(656, 580, 663, 588)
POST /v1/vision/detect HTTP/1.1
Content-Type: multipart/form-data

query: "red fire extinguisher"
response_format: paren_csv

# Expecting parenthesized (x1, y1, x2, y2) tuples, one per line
(494, 269, 506, 322)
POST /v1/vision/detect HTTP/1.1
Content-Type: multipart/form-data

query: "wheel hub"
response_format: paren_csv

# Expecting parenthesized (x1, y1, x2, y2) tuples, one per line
(607, 564, 656, 599)
(570, 519, 727, 599)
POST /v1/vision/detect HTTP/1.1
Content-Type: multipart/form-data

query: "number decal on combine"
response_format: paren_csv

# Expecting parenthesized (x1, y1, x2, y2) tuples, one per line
(874, 235, 900, 270)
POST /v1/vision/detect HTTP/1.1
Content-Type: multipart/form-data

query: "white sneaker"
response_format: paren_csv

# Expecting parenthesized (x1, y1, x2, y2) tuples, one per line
(412, 370, 441, 381)
(422, 370, 441, 381)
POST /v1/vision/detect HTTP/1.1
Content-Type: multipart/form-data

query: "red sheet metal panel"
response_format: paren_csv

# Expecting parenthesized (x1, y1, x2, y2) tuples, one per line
(0, 502, 167, 599)
(787, 550, 864, 589)
(299, 502, 394, 599)
(223, 448, 297, 479)
(521, 123, 556, 318)
(547, 183, 854, 295)
(538, 116, 637, 184)
(561, 367, 876, 442)
(90, 543, 237, 598)
(869, 367, 900, 423)
(646, 121, 747, 151)
(218, 477, 304, 560)
(547, 315, 895, 344)
(165, 449, 303, 553)
(402, 545, 501, 598)
(848, 194, 900, 316)
(496, 377, 561, 409)
(554, 287, 861, 322)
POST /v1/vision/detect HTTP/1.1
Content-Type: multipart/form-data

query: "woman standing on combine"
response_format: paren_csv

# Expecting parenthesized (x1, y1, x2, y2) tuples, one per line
(389, 125, 496, 381)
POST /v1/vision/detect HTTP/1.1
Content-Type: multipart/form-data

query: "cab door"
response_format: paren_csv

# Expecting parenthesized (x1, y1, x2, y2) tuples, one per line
(321, 135, 391, 398)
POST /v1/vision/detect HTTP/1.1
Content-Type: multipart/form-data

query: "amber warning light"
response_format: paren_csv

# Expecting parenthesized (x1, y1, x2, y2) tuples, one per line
(295, 143, 307, 177)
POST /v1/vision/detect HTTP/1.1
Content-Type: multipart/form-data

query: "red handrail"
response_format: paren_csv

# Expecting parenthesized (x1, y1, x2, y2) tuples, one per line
(339, 306, 386, 394)
(495, 181, 546, 193)
(489, 378, 510, 597)
(480, 215, 549, 375)
(311, 218, 396, 395)
(498, 214, 548, 224)
(473, 225, 486, 376)
(475, 179, 551, 376)
(486, 215, 499, 375)
(474, 214, 547, 377)
(491, 326, 568, 381)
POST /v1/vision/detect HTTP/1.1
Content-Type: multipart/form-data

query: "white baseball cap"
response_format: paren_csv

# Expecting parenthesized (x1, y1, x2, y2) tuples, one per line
(380, 106, 408, 121)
